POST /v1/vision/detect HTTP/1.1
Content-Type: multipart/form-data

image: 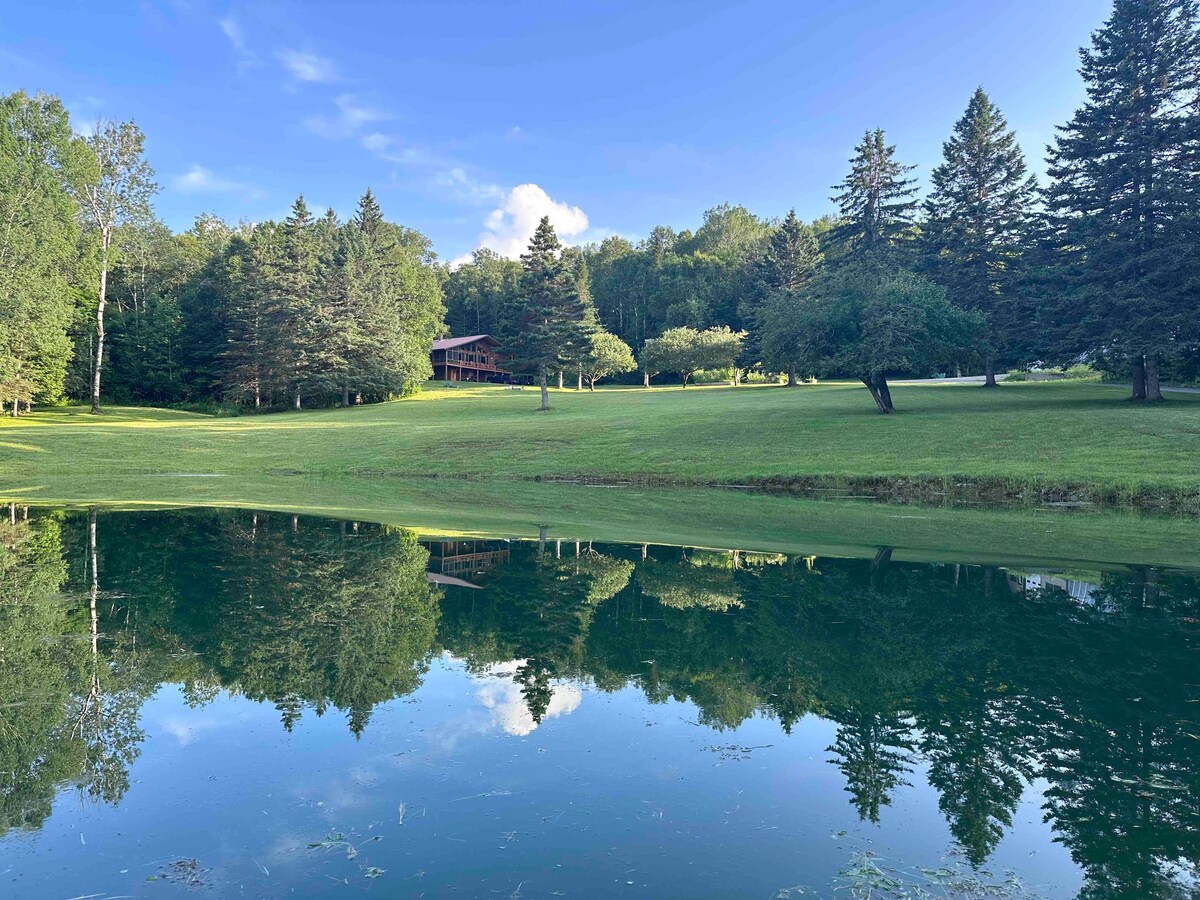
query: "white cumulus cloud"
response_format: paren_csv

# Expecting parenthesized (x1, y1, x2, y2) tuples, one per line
(472, 183, 589, 260)
(277, 48, 338, 83)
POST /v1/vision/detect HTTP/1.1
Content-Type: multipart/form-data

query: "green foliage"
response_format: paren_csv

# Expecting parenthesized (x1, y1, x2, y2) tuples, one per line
(580, 329, 636, 389)
(499, 217, 594, 407)
(640, 325, 744, 386)
(804, 266, 984, 412)
(1042, 0, 1200, 395)
(922, 88, 1037, 378)
(828, 129, 919, 262)
(0, 91, 87, 409)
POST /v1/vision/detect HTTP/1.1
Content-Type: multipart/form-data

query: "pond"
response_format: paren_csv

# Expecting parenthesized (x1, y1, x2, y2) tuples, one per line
(0, 507, 1197, 898)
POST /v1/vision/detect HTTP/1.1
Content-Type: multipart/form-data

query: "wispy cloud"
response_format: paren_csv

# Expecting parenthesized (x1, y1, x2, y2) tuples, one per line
(277, 48, 338, 83)
(435, 167, 504, 204)
(218, 14, 260, 70)
(304, 94, 389, 139)
(172, 163, 260, 198)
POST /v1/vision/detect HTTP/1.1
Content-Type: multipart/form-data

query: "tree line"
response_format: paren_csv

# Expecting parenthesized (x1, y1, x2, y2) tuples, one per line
(3, 0, 1199, 414)
(450, 0, 1200, 412)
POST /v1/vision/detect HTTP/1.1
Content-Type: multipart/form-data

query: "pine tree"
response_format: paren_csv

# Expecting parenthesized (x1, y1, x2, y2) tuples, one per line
(1044, 0, 1200, 401)
(353, 187, 384, 237)
(829, 129, 919, 262)
(271, 196, 337, 408)
(500, 217, 593, 410)
(924, 88, 1037, 386)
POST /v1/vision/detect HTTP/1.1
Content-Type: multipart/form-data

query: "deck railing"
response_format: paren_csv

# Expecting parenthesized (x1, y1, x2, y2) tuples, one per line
(442, 349, 504, 370)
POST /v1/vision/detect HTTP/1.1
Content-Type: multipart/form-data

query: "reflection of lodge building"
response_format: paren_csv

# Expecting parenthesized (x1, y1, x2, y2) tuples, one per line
(424, 540, 511, 588)
(431, 335, 511, 382)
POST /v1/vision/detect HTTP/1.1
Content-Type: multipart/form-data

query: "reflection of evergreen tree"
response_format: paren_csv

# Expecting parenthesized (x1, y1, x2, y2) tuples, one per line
(171, 513, 442, 734)
(920, 691, 1033, 864)
(826, 707, 916, 823)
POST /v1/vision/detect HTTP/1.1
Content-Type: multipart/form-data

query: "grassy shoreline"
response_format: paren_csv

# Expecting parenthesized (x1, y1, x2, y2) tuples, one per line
(3, 379, 1200, 510)
(7, 476, 1200, 571)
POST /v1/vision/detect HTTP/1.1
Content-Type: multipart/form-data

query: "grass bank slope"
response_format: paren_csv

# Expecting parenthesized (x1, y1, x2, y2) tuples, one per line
(1, 381, 1199, 501)
(9, 476, 1200, 571)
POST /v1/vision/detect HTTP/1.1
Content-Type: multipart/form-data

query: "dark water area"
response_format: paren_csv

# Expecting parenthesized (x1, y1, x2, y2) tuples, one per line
(0, 508, 1198, 898)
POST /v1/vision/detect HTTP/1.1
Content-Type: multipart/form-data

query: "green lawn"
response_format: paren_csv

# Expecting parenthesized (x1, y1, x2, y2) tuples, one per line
(1, 380, 1198, 497)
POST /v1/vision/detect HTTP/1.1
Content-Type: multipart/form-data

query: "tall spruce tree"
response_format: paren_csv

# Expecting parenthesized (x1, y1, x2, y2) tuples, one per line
(829, 129, 919, 262)
(924, 88, 1037, 386)
(500, 217, 592, 411)
(1044, 0, 1200, 401)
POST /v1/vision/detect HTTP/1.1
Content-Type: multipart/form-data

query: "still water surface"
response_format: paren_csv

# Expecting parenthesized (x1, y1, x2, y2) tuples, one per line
(0, 508, 1197, 898)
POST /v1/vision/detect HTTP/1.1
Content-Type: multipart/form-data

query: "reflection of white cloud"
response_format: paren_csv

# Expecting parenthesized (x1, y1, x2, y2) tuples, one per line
(474, 660, 582, 736)
(158, 714, 227, 747)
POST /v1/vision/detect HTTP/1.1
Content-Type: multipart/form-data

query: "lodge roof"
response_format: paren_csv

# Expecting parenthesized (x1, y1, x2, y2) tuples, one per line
(431, 334, 500, 351)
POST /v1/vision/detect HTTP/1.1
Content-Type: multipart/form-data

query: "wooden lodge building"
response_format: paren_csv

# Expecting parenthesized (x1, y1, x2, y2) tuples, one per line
(430, 335, 511, 382)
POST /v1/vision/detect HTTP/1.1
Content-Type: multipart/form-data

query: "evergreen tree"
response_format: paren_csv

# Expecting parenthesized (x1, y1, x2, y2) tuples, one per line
(1044, 0, 1200, 401)
(924, 88, 1037, 386)
(829, 129, 919, 262)
(499, 217, 593, 411)
(353, 187, 384, 236)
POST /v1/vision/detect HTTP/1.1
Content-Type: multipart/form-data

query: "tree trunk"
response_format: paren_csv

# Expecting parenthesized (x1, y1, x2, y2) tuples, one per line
(342, 381, 350, 407)
(1131, 357, 1146, 401)
(538, 365, 550, 411)
(643, 371, 650, 388)
(681, 372, 690, 388)
(556, 370, 564, 389)
(588, 378, 595, 392)
(91, 247, 109, 414)
(732, 368, 742, 386)
(983, 358, 998, 388)
(862, 375, 894, 414)
(787, 367, 797, 387)
(294, 388, 301, 410)
(577, 368, 582, 390)
(876, 376, 894, 413)
(1145, 356, 1163, 402)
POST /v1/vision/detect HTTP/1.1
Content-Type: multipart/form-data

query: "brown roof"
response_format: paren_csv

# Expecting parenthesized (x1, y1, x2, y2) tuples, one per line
(431, 334, 500, 351)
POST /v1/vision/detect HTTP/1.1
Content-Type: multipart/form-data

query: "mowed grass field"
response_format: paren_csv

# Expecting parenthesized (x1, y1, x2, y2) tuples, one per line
(1, 380, 1199, 493)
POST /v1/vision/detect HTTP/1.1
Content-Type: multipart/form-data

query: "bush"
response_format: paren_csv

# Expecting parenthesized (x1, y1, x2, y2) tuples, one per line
(693, 367, 734, 384)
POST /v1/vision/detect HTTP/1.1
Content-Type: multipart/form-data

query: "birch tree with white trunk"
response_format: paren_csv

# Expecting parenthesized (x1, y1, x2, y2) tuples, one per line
(74, 120, 157, 413)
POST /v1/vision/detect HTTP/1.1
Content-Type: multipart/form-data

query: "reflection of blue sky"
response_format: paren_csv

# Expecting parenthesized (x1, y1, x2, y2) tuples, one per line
(1, 665, 1083, 899)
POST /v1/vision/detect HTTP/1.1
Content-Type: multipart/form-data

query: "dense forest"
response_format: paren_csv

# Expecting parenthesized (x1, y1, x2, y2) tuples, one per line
(2, 0, 1199, 413)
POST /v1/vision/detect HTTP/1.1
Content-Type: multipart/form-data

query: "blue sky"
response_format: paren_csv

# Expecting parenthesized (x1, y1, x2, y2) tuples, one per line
(3, 0, 1109, 263)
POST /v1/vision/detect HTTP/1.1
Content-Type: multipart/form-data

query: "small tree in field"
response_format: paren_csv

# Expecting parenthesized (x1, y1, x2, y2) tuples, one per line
(581, 330, 635, 390)
(641, 326, 744, 388)
(812, 266, 981, 413)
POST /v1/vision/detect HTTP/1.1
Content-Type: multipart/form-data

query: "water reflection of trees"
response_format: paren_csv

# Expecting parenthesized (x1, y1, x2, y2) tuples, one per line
(2, 512, 1199, 896)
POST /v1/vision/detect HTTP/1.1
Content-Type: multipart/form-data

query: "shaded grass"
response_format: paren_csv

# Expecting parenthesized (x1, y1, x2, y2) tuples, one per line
(1, 380, 1199, 500)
